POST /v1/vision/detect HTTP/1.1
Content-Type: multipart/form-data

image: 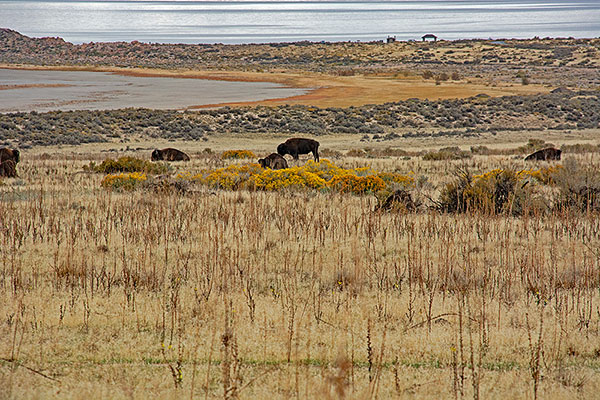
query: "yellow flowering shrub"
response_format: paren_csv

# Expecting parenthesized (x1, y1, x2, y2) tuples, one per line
(329, 174, 386, 194)
(376, 172, 415, 188)
(199, 163, 263, 190)
(466, 169, 515, 214)
(252, 167, 328, 191)
(152, 160, 414, 195)
(85, 156, 168, 174)
(302, 159, 347, 180)
(101, 172, 147, 191)
(221, 150, 257, 160)
(517, 165, 562, 185)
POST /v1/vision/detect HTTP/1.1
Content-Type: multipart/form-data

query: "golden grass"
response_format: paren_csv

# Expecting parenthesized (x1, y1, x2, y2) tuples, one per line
(1, 149, 599, 399)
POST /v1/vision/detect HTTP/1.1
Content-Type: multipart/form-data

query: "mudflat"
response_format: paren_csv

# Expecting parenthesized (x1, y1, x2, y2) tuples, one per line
(0, 68, 308, 112)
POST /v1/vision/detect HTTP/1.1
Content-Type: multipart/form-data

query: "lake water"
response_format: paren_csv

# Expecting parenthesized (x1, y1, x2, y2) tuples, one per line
(1, 0, 599, 44)
(0, 68, 308, 112)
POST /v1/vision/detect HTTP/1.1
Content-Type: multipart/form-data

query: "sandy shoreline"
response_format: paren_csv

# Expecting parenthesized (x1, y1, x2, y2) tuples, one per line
(0, 63, 551, 109)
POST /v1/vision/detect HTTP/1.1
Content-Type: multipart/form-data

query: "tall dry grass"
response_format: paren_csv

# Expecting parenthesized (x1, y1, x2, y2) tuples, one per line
(0, 153, 599, 399)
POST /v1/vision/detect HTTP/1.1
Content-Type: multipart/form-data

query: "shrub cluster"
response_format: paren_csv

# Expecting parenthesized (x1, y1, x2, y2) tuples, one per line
(437, 165, 583, 215)
(194, 164, 263, 191)
(97, 157, 600, 216)
(552, 159, 600, 212)
(2, 90, 598, 147)
(220, 150, 257, 160)
(101, 172, 147, 191)
(85, 156, 168, 175)
(438, 169, 542, 215)
(422, 146, 472, 161)
(174, 159, 414, 195)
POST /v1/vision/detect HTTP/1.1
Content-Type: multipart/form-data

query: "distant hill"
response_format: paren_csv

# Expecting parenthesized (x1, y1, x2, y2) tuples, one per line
(1, 29, 599, 89)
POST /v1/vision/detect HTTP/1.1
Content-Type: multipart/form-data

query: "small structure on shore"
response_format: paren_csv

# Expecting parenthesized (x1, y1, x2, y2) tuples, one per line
(422, 34, 437, 42)
(386, 36, 396, 43)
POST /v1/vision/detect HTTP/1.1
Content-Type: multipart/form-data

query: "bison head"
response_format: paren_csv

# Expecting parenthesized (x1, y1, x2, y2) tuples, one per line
(151, 149, 162, 161)
(0, 148, 19, 164)
(258, 158, 266, 168)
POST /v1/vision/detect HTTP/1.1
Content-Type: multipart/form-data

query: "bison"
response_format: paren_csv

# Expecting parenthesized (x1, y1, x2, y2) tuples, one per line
(0, 147, 20, 177)
(524, 147, 561, 161)
(277, 138, 320, 162)
(0, 159, 17, 178)
(0, 147, 19, 164)
(258, 153, 288, 170)
(151, 148, 190, 162)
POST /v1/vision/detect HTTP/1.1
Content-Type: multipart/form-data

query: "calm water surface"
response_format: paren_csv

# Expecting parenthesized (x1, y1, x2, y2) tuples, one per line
(1, 0, 599, 44)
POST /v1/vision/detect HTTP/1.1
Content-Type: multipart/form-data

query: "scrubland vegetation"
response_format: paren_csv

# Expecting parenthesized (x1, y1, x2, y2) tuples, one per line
(1, 89, 598, 148)
(1, 150, 600, 399)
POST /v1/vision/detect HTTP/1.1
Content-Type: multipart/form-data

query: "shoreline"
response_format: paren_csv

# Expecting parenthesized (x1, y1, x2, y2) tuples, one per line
(0, 83, 72, 91)
(0, 63, 552, 109)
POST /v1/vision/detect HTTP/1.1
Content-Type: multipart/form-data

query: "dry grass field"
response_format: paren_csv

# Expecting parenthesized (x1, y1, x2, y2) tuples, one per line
(1, 134, 600, 399)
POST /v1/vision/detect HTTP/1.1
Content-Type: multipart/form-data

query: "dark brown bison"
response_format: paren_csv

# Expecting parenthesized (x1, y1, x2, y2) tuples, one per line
(0, 147, 19, 164)
(277, 138, 320, 162)
(0, 147, 20, 177)
(0, 159, 17, 178)
(258, 153, 289, 170)
(151, 148, 190, 162)
(524, 147, 561, 161)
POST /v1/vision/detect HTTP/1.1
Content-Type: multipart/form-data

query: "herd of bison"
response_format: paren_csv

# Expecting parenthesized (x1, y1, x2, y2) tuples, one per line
(149, 137, 321, 168)
(0, 138, 561, 178)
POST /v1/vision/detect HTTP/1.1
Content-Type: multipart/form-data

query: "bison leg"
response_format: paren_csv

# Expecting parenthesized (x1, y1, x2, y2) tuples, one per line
(313, 149, 319, 162)
(0, 160, 17, 178)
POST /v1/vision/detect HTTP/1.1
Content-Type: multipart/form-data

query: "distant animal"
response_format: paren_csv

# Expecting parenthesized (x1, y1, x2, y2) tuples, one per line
(258, 153, 288, 170)
(0, 147, 20, 164)
(524, 147, 561, 161)
(0, 147, 20, 177)
(151, 148, 190, 162)
(0, 159, 17, 178)
(277, 138, 320, 162)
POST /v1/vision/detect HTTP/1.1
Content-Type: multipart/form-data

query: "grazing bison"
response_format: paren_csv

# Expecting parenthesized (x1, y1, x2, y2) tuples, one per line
(0, 147, 19, 164)
(258, 153, 288, 170)
(151, 148, 190, 162)
(277, 138, 320, 162)
(0, 147, 20, 177)
(524, 147, 562, 161)
(0, 159, 17, 178)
